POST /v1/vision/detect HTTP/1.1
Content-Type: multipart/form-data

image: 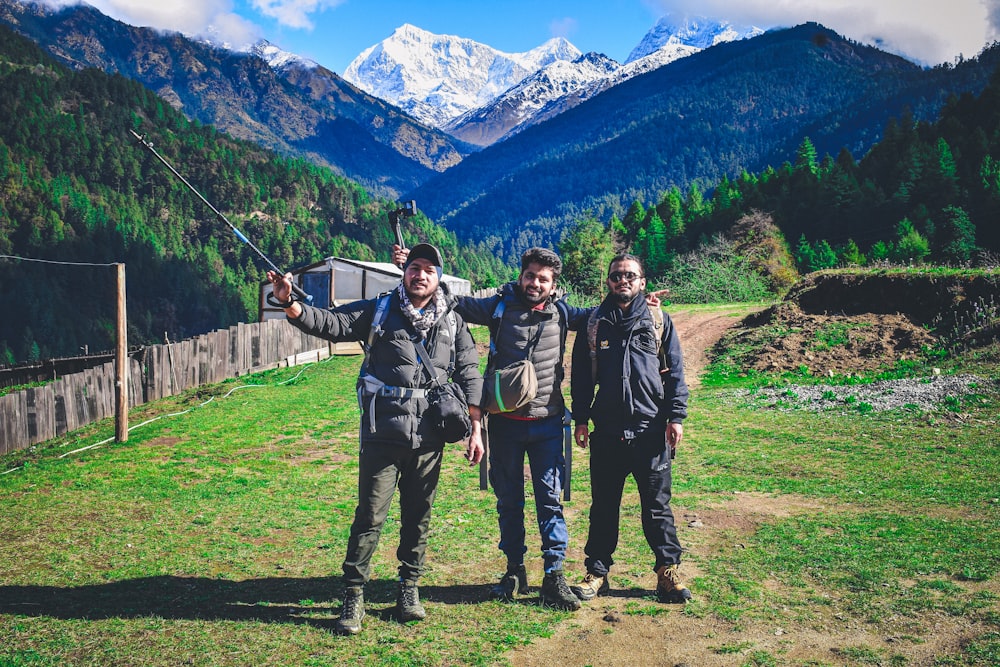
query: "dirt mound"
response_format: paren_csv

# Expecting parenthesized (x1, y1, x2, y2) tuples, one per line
(737, 305, 935, 375)
(719, 270, 999, 375)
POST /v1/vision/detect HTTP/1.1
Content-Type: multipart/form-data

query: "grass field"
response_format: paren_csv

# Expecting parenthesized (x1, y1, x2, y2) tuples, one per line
(1, 314, 998, 666)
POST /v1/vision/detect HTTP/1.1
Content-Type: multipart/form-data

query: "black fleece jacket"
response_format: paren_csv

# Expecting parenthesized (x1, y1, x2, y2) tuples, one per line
(571, 293, 688, 437)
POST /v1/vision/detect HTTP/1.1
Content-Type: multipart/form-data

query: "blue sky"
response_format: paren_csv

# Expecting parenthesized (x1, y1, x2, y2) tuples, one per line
(46, 0, 1000, 71)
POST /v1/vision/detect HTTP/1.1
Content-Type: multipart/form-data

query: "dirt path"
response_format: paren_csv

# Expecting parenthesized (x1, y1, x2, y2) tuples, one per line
(669, 307, 757, 387)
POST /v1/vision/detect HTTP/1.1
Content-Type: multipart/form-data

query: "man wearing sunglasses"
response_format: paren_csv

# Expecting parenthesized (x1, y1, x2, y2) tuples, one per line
(569, 253, 692, 604)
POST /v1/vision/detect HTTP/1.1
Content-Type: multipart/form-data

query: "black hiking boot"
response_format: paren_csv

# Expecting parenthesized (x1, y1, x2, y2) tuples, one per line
(540, 569, 581, 611)
(397, 579, 426, 621)
(489, 563, 529, 602)
(336, 586, 365, 635)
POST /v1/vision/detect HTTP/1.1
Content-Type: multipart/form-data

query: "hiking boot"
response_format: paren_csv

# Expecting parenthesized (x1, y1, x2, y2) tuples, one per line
(571, 572, 610, 601)
(397, 580, 426, 622)
(655, 564, 692, 603)
(540, 569, 581, 611)
(489, 563, 529, 602)
(336, 586, 365, 635)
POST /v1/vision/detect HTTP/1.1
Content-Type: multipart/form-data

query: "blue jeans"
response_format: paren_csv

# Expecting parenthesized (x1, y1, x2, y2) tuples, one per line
(487, 414, 568, 573)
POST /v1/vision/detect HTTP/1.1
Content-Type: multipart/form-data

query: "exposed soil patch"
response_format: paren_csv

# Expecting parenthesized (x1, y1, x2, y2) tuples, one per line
(732, 305, 936, 375)
(723, 270, 999, 376)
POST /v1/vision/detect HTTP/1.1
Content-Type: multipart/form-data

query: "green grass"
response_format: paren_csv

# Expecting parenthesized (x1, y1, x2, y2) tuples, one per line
(1, 306, 998, 666)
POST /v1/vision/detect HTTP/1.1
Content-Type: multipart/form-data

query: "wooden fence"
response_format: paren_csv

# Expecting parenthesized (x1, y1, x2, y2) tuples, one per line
(0, 320, 326, 455)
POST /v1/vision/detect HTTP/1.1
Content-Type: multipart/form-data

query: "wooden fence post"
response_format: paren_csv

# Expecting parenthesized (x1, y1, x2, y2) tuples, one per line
(115, 263, 128, 443)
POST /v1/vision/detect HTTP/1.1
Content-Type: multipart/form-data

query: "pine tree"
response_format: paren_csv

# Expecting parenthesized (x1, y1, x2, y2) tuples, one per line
(892, 218, 931, 264)
(838, 239, 866, 266)
(813, 239, 838, 269)
(559, 216, 614, 302)
(937, 205, 977, 264)
(795, 136, 818, 175)
(794, 234, 817, 272)
(645, 212, 669, 277)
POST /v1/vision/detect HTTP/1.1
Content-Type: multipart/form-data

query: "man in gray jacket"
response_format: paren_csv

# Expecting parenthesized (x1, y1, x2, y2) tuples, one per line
(268, 243, 483, 635)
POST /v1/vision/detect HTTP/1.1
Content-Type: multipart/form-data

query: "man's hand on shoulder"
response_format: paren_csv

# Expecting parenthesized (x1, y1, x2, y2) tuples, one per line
(646, 288, 669, 310)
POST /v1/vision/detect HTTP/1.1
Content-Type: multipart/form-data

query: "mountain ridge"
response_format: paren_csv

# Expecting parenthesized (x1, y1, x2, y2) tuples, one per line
(0, 0, 470, 197)
(345, 16, 763, 146)
(343, 22, 582, 129)
(406, 23, 998, 260)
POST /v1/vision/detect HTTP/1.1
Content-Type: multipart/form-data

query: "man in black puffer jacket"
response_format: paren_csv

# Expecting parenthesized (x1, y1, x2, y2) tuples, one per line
(569, 253, 692, 605)
(267, 243, 483, 635)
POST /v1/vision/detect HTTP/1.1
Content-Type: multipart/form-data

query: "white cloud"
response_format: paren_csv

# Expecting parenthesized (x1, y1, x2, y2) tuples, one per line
(646, 0, 994, 65)
(250, 0, 345, 31)
(549, 17, 579, 41)
(40, 0, 262, 46)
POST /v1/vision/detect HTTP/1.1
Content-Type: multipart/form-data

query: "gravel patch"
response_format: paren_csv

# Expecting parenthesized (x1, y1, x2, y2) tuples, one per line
(735, 374, 997, 413)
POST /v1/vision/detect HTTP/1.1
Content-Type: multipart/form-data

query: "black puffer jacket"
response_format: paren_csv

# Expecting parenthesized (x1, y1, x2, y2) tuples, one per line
(571, 294, 688, 437)
(456, 283, 589, 419)
(288, 285, 482, 449)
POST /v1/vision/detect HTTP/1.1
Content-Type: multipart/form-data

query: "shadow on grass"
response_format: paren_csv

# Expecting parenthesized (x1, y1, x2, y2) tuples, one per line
(0, 577, 494, 627)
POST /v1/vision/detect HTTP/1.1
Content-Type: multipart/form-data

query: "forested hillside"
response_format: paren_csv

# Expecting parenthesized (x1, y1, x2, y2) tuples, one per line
(0, 0, 471, 197)
(0, 26, 507, 364)
(586, 65, 1000, 287)
(411, 24, 1000, 262)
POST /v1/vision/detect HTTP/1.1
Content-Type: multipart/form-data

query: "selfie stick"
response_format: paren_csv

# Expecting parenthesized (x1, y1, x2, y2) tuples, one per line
(130, 130, 311, 304)
(388, 201, 417, 268)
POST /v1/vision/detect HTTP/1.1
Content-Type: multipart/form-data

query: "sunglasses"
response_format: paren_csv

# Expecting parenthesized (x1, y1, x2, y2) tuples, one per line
(608, 271, 643, 283)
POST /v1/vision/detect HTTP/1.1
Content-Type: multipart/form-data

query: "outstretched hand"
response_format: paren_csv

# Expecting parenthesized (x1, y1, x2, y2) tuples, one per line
(646, 288, 669, 309)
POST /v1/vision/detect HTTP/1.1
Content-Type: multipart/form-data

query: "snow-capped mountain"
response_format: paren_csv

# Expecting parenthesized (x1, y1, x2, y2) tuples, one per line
(249, 39, 317, 71)
(445, 52, 619, 146)
(443, 15, 762, 146)
(627, 15, 763, 63)
(343, 23, 581, 128)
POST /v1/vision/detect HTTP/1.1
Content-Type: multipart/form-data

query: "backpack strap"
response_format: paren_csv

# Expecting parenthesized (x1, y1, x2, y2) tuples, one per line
(359, 291, 392, 378)
(488, 295, 505, 357)
(485, 294, 506, 372)
(649, 304, 668, 372)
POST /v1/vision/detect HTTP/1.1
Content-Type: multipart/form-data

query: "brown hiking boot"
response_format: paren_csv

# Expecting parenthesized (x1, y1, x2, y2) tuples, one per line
(540, 569, 581, 611)
(571, 572, 609, 601)
(655, 564, 692, 603)
(336, 586, 366, 635)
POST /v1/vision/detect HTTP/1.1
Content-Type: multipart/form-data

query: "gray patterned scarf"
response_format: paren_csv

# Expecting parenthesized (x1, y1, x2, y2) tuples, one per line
(399, 283, 445, 339)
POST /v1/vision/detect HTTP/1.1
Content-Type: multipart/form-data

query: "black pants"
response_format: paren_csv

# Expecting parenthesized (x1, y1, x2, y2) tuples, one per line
(583, 429, 683, 577)
(342, 442, 443, 586)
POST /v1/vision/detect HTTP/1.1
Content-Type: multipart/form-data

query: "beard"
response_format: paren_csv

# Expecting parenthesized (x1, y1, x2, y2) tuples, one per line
(613, 290, 636, 305)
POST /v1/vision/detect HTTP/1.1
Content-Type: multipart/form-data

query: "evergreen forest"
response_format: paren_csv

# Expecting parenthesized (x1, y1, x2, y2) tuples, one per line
(0, 27, 508, 364)
(558, 66, 1000, 301)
